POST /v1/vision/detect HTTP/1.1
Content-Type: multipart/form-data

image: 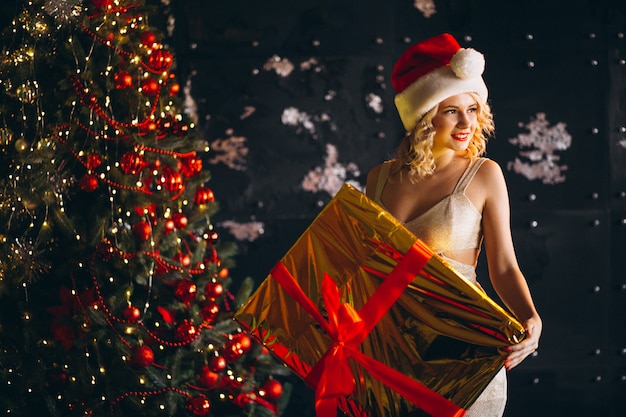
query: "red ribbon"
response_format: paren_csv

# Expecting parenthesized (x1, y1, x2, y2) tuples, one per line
(270, 241, 465, 417)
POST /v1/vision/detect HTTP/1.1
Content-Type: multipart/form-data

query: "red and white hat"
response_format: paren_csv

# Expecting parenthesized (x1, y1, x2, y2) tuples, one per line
(392, 33, 488, 132)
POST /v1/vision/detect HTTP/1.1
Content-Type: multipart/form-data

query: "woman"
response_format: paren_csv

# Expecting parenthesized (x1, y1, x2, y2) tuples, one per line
(366, 33, 542, 416)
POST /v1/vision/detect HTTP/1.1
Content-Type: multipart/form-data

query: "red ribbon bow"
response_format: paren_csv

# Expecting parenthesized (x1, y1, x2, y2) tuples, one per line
(271, 241, 466, 417)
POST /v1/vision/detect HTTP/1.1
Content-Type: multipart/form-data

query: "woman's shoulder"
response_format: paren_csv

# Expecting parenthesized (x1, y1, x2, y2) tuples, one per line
(367, 159, 397, 176)
(365, 159, 397, 198)
(474, 157, 508, 194)
(475, 157, 504, 177)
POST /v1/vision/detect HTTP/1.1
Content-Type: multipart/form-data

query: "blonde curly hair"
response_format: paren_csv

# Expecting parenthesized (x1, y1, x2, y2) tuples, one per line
(395, 92, 495, 182)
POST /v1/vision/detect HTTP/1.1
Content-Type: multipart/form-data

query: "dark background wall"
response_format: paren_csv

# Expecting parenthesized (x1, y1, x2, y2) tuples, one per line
(163, 1, 626, 416)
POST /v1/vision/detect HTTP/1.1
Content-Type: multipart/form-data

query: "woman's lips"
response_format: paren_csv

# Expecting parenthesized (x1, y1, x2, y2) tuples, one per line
(452, 133, 470, 141)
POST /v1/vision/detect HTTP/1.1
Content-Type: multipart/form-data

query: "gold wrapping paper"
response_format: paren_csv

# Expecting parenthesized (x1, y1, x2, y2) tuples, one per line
(235, 183, 525, 417)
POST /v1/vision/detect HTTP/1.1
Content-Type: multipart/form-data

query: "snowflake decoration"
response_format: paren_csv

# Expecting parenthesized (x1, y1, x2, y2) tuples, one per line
(507, 112, 572, 185)
(414, 0, 437, 18)
(281, 107, 333, 136)
(208, 130, 248, 171)
(263, 55, 324, 78)
(219, 220, 265, 242)
(281, 107, 315, 134)
(183, 73, 199, 124)
(165, 13, 175, 37)
(301, 143, 361, 196)
(263, 55, 295, 78)
(300, 57, 321, 72)
(365, 93, 384, 114)
(240, 106, 256, 120)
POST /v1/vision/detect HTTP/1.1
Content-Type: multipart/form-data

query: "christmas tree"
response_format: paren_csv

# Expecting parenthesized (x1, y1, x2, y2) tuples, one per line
(0, 0, 289, 415)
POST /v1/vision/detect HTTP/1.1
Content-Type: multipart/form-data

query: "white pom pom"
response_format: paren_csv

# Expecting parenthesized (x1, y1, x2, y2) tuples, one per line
(450, 48, 485, 79)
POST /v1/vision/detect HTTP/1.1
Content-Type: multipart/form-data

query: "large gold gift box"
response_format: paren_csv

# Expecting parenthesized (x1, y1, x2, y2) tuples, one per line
(235, 184, 525, 417)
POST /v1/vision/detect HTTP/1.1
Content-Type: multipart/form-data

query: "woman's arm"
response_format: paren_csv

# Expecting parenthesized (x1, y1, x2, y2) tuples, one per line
(479, 159, 542, 370)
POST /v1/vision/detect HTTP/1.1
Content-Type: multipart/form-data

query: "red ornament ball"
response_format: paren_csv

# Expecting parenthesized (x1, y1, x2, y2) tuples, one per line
(200, 300, 220, 323)
(156, 116, 174, 139)
(235, 333, 252, 351)
(196, 365, 220, 389)
(172, 213, 188, 229)
(165, 170, 184, 193)
(140, 31, 158, 49)
(85, 153, 102, 170)
(260, 379, 283, 401)
(169, 82, 180, 96)
(156, 167, 184, 193)
(172, 121, 189, 137)
(174, 279, 197, 304)
(173, 253, 191, 268)
(204, 281, 223, 300)
(179, 156, 203, 178)
(218, 267, 229, 280)
(207, 354, 227, 373)
(131, 345, 155, 368)
(132, 221, 152, 241)
(148, 49, 173, 72)
(194, 186, 215, 205)
(119, 151, 147, 175)
(79, 174, 99, 192)
(141, 78, 160, 96)
(222, 335, 251, 363)
(122, 305, 141, 322)
(187, 394, 211, 416)
(114, 71, 133, 89)
(175, 320, 198, 342)
(221, 344, 242, 363)
(164, 218, 176, 234)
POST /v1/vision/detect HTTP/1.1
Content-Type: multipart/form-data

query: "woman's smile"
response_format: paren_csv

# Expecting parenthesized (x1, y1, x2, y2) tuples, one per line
(452, 132, 471, 141)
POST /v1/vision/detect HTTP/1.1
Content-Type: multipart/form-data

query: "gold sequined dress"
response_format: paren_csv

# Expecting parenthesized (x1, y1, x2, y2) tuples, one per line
(373, 157, 507, 417)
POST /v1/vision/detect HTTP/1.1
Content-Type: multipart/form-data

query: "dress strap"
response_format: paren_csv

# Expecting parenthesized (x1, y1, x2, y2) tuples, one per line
(374, 161, 393, 203)
(454, 158, 487, 193)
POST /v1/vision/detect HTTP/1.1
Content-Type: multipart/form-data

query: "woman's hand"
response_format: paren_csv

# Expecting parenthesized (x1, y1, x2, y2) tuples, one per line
(504, 315, 542, 371)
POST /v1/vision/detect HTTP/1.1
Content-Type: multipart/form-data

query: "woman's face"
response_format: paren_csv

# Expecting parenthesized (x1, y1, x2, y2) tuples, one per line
(431, 93, 478, 155)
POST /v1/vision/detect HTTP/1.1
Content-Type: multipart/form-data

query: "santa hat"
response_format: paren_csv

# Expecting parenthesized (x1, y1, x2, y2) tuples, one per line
(392, 33, 488, 132)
